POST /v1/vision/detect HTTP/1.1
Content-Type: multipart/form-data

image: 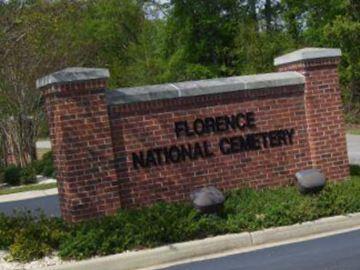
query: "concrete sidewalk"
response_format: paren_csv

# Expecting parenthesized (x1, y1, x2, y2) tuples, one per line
(0, 188, 58, 203)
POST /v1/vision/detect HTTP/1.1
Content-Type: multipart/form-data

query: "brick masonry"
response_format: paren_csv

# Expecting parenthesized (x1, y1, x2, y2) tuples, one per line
(42, 80, 121, 222)
(38, 48, 349, 222)
(110, 85, 312, 208)
(277, 57, 349, 181)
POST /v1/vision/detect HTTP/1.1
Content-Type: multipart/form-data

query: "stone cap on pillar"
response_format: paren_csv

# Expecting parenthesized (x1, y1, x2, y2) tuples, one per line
(36, 67, 110, 89)
(274, 48, 341, 66)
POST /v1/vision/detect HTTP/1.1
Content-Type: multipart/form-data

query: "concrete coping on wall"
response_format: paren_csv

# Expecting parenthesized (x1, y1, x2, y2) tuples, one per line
(106, 71, 305, 105)
(274, 47, 341, 66)
(36, 67, 110, 89)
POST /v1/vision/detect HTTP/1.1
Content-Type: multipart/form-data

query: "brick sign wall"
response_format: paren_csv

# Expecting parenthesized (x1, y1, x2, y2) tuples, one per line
(110, 85, 311, 208)
(37, 48, 349, 222)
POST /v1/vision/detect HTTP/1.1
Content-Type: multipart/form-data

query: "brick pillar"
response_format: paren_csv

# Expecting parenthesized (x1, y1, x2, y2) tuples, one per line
(36, 68, 121, 222)
(275, 48, 349, 181)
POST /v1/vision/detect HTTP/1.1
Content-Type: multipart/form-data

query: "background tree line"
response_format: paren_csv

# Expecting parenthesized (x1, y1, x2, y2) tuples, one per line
(0, 0, 359, 166)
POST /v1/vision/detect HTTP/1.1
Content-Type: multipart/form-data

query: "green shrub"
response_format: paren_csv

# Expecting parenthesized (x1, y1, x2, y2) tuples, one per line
(1, 213, 68, 262)
(31, 160, 43, 175)
(0, 214, 18, 249)
(1, 151, 55, 187)
(20, 164, 37, 185)
(350, 165, 360, 176)
(58, 203, 230, 260)
(9, 220, 67, 262)
(0, 170, 359, 262)
(4, 165, 22, 186)
(31, 151, 55, 178)
(9, 233, 53, 262)
(39, 151, 55, 177)
(0, 167, 4, 183)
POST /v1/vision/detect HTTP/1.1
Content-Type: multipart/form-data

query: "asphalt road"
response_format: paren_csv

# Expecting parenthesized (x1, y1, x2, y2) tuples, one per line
(0, 195, 60, 217)
(160, 229, 360, 270)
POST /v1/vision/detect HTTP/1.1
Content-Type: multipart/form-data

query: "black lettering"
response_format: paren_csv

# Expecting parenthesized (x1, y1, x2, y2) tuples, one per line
(153, 148, 163, 165)
(193, 142, 205, 159)
(268, 131, 280, 147)
(163, 147, 171, 164)
(245, 134, 261, 150)
(236, 113, 246, 129)
(246, 112, 256, 128)
(180, 144, 194, 161)
(226, 115, 237, 130)
(203, 141, 214, 157)
(193, 119, 205, 135)
(132, 152, 146, 169)
(175, 121, 186, 138)
(277, 130, 288, 145)
(215, 116, 228, 132)
(285, 128, 295, 144)
(219, 137, 231, 154)
(185, 122, 195, 137)
(230, 136, 243, 153)
(204, 117, 216, 133)
(146, 150, 158, 167)
(259, 132, 269, 148)
(169, 145, 181, 163)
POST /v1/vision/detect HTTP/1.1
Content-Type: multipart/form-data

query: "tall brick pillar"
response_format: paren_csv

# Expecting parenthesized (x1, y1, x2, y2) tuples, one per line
(36, 68, 121, 222)
(275, 48, 349, 181)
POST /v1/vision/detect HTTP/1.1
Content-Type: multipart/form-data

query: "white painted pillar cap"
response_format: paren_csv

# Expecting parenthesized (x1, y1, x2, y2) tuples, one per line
(274, 47, 341, 66)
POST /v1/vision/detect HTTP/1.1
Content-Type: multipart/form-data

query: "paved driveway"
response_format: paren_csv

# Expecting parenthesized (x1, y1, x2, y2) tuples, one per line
(0, 194, 60, 217)
(160, 229, 360, 270)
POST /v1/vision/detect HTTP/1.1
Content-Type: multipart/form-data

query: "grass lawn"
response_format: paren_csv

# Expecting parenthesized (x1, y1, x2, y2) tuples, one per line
(347, 129, 360, 135)
(0, 183, 57, 196)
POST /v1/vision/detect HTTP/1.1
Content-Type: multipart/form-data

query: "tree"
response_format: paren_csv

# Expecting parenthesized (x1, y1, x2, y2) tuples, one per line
(0, 0, 146, 165)
(161, 0, 247, 81)
(324, 15, 360, 121)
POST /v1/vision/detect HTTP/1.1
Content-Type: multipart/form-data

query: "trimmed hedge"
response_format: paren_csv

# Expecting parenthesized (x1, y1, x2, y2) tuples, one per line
(0, 165, 359, 262)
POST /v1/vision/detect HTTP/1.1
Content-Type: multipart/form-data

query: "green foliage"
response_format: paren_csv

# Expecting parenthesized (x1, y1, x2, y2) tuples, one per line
(1, 0, 358, 144)
(20, 164, 37, 185)
(0, 166, 4, 183)
(324, 15, 360, 120)
(0, 213, 68, 262)
(0, 171, 360, 262)
(58, 203, 227, 260)
(32, 151, 54, 177)
(4, 165, 22, 186)
(233, 24, 296, 75)
(350, 165, 360, 176)
(1, 151, 55, 187)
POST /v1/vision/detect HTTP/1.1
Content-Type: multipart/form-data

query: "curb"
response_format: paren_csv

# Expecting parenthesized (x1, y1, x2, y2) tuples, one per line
(0, 188, 58, 203)
(49, 213, 360, 270)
